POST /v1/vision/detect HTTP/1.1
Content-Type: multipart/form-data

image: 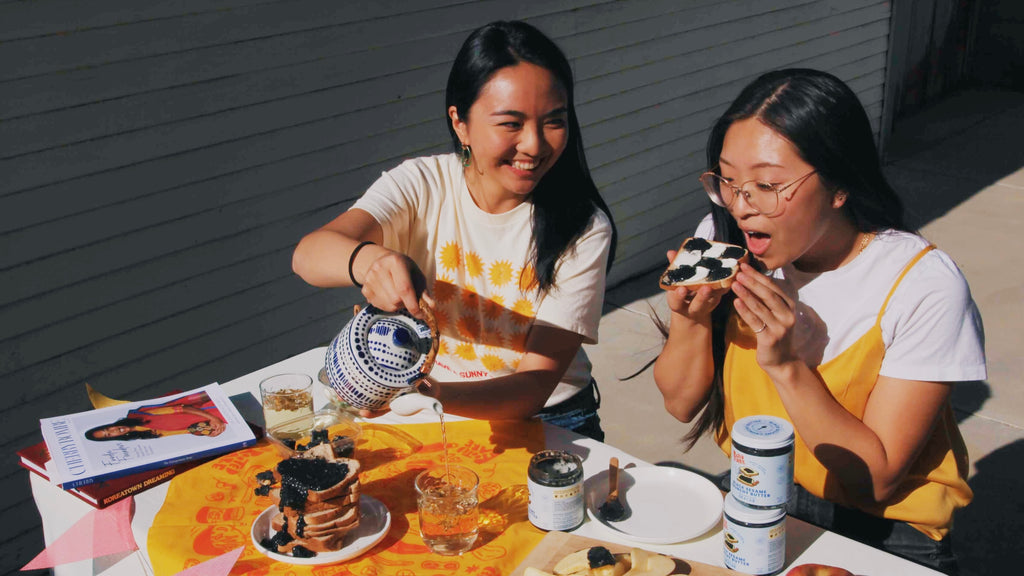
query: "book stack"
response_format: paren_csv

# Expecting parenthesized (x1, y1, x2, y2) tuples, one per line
(18, 441, 213, 509)
(28, 383, 259, 506)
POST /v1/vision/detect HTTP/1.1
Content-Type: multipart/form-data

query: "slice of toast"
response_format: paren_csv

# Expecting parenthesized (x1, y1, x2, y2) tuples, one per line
(272, 505, 360, 538)
(659, 237, 749, 291)
(269, 484, 359, 514)
(274, 525, 361, 554)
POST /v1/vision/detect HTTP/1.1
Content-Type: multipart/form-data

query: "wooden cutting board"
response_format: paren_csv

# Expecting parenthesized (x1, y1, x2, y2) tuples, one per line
(509, 531, 733, 576)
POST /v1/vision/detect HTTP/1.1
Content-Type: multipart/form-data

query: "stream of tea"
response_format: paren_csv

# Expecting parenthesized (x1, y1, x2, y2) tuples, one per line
(416, 405, 480, 555)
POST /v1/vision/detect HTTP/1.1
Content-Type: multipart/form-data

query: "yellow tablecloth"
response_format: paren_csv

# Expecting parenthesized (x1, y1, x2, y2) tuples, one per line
(148, 419, 548, 575)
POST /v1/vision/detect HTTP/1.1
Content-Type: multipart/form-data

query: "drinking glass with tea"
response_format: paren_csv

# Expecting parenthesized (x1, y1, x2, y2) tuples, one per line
(415, 464, 479, 555)
(259, 373, 314, 430)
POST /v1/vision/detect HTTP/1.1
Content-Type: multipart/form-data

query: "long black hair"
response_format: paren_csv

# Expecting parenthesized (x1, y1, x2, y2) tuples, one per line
(445, 20, 617, 292)
(684, 68, 909, 449)
(85, 417, 160, 441)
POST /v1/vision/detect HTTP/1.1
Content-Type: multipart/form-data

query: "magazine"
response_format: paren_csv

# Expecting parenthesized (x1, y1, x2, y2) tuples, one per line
(18, 440, 213, 508)
(39, 383, 258, 489)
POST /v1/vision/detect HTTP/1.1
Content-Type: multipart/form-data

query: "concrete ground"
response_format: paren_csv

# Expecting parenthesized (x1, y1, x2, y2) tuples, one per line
(585, 89, 1024, 576)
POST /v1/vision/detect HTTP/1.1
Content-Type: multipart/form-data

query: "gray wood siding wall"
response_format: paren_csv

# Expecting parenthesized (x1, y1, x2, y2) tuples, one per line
(0, 1, 890, 570)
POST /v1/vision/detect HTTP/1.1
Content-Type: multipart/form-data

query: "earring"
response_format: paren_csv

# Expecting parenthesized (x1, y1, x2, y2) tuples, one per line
(460, 144, 472, 168)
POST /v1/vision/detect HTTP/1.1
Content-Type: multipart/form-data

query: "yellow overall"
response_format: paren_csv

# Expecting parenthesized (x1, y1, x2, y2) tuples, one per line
(716, 246, 972, 540)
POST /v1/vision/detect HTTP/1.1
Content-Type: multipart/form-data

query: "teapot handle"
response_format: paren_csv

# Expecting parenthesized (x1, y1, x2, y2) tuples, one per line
(416, 296, 440, 378)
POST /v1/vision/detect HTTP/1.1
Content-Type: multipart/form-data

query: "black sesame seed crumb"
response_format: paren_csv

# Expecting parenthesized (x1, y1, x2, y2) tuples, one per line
(290, 545, 316, 558)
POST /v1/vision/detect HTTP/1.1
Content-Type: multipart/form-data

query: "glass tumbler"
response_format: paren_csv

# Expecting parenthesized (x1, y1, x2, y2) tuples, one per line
(415, 464, 480, 555)
(258, 373, 314, 431)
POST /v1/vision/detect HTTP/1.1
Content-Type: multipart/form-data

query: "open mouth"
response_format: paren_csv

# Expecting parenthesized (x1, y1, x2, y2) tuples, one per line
(744, 230, 771, 256)
(511, 159, 538, 171)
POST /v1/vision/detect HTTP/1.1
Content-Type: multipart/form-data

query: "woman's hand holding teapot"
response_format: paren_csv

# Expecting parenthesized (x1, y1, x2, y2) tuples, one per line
(358, 248, 431, 320)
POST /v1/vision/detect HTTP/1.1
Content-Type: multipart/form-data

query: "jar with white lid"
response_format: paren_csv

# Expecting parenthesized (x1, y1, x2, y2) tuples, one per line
(723, 492, 786, 575)
(730, 415, 794, 508)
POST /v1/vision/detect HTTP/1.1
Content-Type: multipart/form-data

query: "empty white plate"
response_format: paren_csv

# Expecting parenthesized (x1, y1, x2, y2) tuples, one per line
(585, 466, 723, 544)
(251, 495, 390, 565)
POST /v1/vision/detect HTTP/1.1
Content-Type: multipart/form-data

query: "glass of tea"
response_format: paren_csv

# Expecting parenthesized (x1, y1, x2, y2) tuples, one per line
(415, 464, 480, 555)
(258, 373, 314, 431)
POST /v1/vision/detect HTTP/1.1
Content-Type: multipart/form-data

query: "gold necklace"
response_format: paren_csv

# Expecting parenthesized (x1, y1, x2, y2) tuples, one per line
(858, 232, 875, 256)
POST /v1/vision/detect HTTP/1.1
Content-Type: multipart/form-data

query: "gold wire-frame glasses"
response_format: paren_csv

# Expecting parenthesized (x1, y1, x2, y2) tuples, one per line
(699, 168, 818, 216)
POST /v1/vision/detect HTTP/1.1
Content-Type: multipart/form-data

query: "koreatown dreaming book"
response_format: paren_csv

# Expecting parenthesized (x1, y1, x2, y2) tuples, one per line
(39, 383, 258, 489)
(18, 440, 213, 508)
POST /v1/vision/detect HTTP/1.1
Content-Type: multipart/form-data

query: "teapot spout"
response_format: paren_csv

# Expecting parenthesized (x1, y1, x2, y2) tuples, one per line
(389, 392, 442, 417)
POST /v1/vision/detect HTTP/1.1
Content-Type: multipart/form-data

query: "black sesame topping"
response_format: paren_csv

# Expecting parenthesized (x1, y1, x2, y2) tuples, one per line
(587, 546, 617, 568)
(721, 246, 746, 259)
(684, 238, 712, 252)
(708, 267, 733, 281)
(665, 265, 696, 284)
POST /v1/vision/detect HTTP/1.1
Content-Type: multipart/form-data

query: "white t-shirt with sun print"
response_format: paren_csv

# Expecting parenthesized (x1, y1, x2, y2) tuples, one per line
(351, 153, 613, 407)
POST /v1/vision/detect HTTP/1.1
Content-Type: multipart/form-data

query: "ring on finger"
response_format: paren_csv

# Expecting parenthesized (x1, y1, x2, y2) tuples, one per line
(753, 320, 768, 334)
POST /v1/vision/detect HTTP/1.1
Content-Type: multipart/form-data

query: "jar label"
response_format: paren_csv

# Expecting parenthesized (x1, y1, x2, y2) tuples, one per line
(731, 446, 793, 507)
(527, 478, 583, 531)
(724, 515, 786, 574)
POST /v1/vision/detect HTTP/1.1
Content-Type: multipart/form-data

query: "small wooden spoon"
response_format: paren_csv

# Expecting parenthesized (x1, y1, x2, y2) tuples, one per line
(597, 456, 626, 521)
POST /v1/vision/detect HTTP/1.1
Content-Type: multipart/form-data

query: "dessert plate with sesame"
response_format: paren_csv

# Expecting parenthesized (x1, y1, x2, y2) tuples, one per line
(251, 495, 390, 565)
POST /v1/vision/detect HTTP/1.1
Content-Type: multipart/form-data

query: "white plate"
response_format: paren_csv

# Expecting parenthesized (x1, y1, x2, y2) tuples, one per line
(251, 495, 391, 565)
(585, 466, 723, 544)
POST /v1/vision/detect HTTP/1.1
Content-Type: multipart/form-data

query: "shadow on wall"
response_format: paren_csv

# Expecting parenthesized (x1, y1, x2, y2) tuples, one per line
(953, 439, 1024, 576)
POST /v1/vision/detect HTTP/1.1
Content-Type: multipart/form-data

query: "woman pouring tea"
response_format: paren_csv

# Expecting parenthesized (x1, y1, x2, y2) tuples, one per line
(292, 21, 616, 440)
(653, 69, 985, 574)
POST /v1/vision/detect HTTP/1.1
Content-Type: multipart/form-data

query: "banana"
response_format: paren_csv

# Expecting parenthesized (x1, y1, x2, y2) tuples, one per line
(552, 548, 591, 575)
(552, 548, 631, 576)
(623, 547, 676, 576)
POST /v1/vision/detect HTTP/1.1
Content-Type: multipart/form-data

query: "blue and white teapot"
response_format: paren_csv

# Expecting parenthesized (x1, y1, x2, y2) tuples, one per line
(325, 299, 440, 414)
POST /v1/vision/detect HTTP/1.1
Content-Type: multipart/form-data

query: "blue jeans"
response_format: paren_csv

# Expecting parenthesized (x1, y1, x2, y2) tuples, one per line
(536, 379, 604, 441)
(787, 484, 959, 575)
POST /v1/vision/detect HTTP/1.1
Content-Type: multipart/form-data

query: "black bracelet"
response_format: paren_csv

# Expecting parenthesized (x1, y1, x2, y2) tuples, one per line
(348, 241, 374, 288)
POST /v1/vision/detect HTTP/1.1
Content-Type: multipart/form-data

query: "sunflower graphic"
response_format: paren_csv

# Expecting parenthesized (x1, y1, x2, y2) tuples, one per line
(489, 260, 514, 287)
(465, 251, 484, 279)
(455, 342, 477, 361)
(510, 298, 535, 324)
(482, 295, 505, 321)
(481, 354, 507, 372)
(518, 264, 537, 292)
(457, 314, 482, 340)
(433, 275, 458, 303)
(439, 241, 461, 272)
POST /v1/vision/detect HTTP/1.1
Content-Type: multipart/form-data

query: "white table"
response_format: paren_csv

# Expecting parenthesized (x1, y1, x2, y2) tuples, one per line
(31, 347, 942, 576)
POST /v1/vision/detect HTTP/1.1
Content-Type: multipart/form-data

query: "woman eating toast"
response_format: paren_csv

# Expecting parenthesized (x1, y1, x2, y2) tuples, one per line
(653, 69, 985, 574)
(292, 21, 616, 440)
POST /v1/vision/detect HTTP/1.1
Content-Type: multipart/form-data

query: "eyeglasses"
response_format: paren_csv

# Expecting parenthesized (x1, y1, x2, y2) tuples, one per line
(699, 168, 817, 216)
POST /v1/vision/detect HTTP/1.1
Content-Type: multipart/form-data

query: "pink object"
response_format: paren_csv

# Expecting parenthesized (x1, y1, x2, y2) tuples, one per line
(22, 498, 136, 570)
(171, 546, 244, 576)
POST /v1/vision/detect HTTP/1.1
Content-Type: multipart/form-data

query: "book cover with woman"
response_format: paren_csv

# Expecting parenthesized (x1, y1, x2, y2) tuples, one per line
(40, 383, 256, 489)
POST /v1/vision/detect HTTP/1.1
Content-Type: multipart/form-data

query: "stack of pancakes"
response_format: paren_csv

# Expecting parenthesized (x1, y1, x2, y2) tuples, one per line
(260, 442, 362, 555)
